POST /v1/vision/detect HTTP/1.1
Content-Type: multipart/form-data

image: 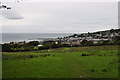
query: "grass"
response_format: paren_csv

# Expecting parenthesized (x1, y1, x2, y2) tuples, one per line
(2, 45, 119, 78)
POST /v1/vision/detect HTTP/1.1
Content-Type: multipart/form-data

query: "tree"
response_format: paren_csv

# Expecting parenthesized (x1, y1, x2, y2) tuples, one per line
(2, 44, 12, 52)
(27, 41, 39, 46)
(81, 40, 93, 46)
(81, 39, 88, 46)
(87, 41, 94, 46)
(112, 36, 120, 45)
(100, 40, 110, 45)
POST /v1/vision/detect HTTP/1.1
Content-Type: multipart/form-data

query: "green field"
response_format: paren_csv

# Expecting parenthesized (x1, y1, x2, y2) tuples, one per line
(2, 45, 119, 78)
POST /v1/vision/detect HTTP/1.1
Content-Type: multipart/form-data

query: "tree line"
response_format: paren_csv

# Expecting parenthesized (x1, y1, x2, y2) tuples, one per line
(2, 36, 120, 52)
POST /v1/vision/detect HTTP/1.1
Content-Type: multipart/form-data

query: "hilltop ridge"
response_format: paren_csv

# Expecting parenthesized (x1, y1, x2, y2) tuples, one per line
(68, 28, 120, 39)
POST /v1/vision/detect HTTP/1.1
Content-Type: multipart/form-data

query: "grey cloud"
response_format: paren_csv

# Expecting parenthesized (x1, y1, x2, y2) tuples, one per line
(2, 9, 23, 19)
(2, 2, 118, 33)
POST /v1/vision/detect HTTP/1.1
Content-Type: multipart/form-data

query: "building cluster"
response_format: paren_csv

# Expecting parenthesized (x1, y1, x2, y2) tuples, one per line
(54, 29, 120, 46)
(8, 29, 120, 46)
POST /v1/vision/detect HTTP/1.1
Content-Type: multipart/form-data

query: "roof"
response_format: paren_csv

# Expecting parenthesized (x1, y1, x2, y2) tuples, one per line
(37, 44, 43, 47)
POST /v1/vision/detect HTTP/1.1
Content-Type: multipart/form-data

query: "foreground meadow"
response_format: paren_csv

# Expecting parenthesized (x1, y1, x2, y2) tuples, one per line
(2, 45, 119, 78)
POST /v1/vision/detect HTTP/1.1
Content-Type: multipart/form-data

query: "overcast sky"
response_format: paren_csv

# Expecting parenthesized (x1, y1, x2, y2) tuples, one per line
(1, 1, 118, 33)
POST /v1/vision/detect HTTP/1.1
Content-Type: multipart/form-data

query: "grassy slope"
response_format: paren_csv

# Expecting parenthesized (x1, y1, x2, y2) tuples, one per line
(2, 45, 119, 78)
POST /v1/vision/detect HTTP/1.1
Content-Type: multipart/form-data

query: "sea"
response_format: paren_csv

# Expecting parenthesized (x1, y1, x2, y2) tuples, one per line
(1, 33, 74, 44)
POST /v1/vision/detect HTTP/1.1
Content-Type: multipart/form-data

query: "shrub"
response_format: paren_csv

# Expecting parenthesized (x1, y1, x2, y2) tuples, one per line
(81, 53, 89, 56)
(102, 69, 108, 72)
(91, 69, 96, 72)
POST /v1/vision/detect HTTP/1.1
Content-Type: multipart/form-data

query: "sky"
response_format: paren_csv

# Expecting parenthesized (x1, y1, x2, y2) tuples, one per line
(0, 0, 118, 33)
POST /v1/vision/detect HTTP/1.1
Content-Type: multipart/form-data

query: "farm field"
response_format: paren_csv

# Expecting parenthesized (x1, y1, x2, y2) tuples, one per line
(2, 45, 119, 78)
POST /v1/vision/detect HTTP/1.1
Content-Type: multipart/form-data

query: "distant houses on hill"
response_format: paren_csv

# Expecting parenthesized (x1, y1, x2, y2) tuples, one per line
(2, 28, 120, 52)
(55, 28, 120, 46)
(7, 28, 120, 46)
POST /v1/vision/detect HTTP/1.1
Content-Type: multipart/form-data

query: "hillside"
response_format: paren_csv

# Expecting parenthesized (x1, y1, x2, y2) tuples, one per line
(3, 45, 119, 78)
(69, 28, 120, 39)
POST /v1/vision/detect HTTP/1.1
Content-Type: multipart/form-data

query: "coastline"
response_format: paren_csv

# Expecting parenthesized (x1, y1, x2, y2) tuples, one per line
(1, 33, 73, 44)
